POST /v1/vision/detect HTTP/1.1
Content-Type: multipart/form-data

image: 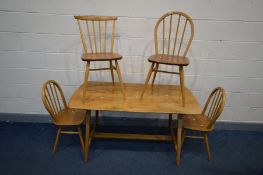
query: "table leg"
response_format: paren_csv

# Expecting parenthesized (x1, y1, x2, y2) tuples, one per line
(168, 114, 172, 128)
(84, 110, 91, 161)
(169, 114, 177, 156)
(176, 115, 183, 166)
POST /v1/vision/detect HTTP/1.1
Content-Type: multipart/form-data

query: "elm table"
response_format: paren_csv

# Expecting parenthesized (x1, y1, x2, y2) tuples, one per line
(69, 81, 201, 165)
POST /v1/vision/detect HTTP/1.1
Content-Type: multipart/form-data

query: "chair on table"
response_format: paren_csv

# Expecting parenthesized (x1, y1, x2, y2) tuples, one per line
(179, 87, 226, 160)
(140, 11, 194, 106)
(74, 16, 126, 101)
(41, 80, 85, 154)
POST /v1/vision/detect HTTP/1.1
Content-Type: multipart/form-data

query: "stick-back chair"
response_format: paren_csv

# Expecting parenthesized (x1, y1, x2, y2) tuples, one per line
(41, 80, 85, 154)
(74, 16, 125, 100)
(179, 87, 226, 160)
(140, 11, 194, 106)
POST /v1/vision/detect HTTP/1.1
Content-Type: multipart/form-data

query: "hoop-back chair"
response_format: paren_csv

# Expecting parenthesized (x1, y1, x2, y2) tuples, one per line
(179, 87, 226, 160)
(41, 80, 85, 154)
(74, 16, 125, 101)
(140, 11, 194, 106)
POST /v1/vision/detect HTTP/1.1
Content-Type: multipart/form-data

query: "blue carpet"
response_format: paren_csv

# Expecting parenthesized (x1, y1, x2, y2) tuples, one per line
(0, 122, 262, 175)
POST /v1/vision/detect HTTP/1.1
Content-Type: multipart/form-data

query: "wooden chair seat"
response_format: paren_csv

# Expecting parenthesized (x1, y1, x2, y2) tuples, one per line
(181, 114, 213, 132)
(54, 109, 85, 126)
(148, 54, 189, 66)
(81, 53, 122, 61)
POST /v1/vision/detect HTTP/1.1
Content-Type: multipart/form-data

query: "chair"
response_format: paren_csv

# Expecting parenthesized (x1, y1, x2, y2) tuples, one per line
(179, 87, 226, 160)
(74, 16, 126, 100)
(140, 11, 194, 106)
(41, 80, 85, 154)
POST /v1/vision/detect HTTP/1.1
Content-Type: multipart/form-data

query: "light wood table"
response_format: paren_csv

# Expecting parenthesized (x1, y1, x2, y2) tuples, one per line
(69, 81, 201, 165)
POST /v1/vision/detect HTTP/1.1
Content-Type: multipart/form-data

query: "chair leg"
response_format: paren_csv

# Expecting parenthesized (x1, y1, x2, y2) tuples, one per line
(109, 61, 115, 85)
(52, 126, 61, 154)
(140, 63, 155, 100)
(203, 132, 211, 161)
(77, 126, 85, 152)
(83, 61, 90, 102)
(179, 66, 185, 107)
(115, 60, 126, 99)
(151, 63, 159, 87)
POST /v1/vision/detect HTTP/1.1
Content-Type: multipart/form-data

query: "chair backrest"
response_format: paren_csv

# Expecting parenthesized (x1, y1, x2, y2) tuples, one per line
(154, 11, 194, 57)
(74, 16, 118, 54)
(202, 87, 226, 128)
(41, 80, 68, 122)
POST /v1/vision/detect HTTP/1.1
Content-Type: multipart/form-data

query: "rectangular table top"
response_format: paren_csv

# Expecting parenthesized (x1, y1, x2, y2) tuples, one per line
(69, 82, 202, 114)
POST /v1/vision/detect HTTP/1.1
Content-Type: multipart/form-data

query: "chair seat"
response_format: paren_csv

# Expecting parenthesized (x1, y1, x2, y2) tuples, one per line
(181, 114, 213, 131)
(54, 108, 85, 126)
(148, 54, 189, 66)
(81, 52, 122, 61)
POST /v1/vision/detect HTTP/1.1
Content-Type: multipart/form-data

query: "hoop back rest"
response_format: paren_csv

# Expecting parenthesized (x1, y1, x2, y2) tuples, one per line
(154, 11, 194, 57)
(41, 80, 68, 122)
(74, 16, 118, 55)
(202, 87, 226, 128)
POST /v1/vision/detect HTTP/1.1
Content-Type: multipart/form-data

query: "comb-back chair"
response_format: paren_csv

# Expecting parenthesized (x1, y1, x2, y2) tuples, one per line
(74, 16, 125, 101)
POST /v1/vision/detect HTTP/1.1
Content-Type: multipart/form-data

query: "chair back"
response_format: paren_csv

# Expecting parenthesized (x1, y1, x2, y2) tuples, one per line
(74, 16, 118, 54)
(41, 80, 68, 122)
(154, 11, 194, 57)
(202, 87, 226, 128)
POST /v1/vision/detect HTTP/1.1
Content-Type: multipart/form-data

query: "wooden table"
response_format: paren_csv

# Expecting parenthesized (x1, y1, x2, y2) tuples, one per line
(69, 81, 201, 165)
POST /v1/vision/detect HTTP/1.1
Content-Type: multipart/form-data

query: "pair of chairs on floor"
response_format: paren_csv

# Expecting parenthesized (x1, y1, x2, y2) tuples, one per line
(41, 80, 226, 161)
(74, 11, 194, 106)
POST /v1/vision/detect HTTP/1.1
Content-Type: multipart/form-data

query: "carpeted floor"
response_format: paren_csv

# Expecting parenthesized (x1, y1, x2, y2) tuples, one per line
(0, 122, 262, 175)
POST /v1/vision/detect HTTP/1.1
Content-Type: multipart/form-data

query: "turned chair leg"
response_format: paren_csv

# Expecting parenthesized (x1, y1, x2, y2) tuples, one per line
(115, 60, 126, 99)
(179, 66, 185, 107)
(77, 126, 85, 152)
(83, 61, 90, 102)
(151, 63, 159, 87)
(203, 132, 211, 161)
(109, 60, 115, 85)
(52, 126, 61, 154)
(140, 63, 155, 99)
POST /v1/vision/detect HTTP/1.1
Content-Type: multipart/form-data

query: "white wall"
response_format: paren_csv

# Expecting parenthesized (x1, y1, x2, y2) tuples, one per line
(0, 0, 263, 122)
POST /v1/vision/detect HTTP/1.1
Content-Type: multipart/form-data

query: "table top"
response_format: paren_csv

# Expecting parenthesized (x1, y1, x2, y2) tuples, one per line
(69, 82, 202, 114)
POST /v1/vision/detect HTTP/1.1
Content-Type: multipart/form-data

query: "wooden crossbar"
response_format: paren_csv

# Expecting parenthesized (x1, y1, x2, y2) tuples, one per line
(185, 135, 204, 139)
(61, 131, 79, 134)
(90, 67, 111, 71)
(157, 70, 180, 75)
(93, 132, 172, 141)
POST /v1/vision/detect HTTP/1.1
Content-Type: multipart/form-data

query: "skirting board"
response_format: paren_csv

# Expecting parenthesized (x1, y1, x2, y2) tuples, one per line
(0, 112, 263, 132)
